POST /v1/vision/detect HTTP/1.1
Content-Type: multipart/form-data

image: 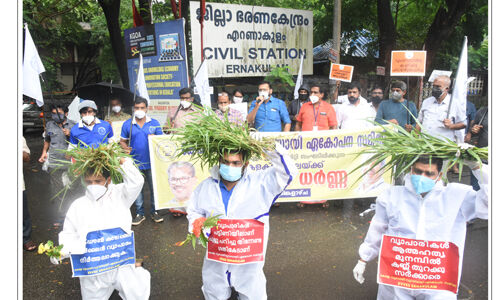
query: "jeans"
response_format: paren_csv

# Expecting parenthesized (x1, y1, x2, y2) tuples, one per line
(134, 168, 155, 216)
(23, 191, 32, 244)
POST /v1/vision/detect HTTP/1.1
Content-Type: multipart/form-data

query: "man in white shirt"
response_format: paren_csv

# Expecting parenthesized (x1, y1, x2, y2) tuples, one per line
(336, 82, 376, 130)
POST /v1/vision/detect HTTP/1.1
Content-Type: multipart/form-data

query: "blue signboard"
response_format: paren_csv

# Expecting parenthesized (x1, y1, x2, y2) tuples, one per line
(70, 228, 135, 277)
(124, 19, 189, 101)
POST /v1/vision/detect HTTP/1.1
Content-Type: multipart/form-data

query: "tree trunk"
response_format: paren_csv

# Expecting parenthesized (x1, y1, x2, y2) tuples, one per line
(138, 0, 152, 24)
(98, 0, 130, 89)
(376, 0, 397, 91)
(181, 0, 193, 79)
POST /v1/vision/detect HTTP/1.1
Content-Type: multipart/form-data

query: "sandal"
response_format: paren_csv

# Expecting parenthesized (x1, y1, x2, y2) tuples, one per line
(23, 240, 37, 252)
(322, 202, 330, 208)
(296, 203, 305, 208)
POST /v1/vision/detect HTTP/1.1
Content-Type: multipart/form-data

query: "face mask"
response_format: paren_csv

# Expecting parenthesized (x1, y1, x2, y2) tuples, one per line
(219, 163, 243, 182)
(309, 95, 319, 104)
(112, 106, 122, 113)
(52, 113, 65, 123)
(371, 96, 383, 105)
(82, 115, 95, 125)
(219, 105, 229, 112)
(431, 87, 443, 99)
(390, 91, 402, 101)
(180, 100, 192, 109)
(85, 184, 108, 201)
(258, 91, 269, 99)
(410, 174, 437, 194)
(233, 96, 243, 103)
(348, 96, 359, 104)
(134, 110, 146, 119)
(299, 94, 309, 101)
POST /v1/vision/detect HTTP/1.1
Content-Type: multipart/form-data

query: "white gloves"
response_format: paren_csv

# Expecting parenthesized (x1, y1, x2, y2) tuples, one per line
(353, 260, 367, 284)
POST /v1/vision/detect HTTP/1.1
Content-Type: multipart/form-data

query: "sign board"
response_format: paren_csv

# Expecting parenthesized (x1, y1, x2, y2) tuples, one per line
(390, 51, 427, 76)
(378, 235, 460, 294)
(329, 63, 354, 82)
(124, 20, 189, 124)
(190, 2, 313, 77)
(376, 66, 385, 76)
(70, 228, 135, 277)
(149, 128, 392, 210)
(207, 219, 265, 264)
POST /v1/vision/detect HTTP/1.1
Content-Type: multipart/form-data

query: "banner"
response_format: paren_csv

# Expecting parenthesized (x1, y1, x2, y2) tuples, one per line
(390, 51, 426, 76)
(190, 2, 313, 77)
(378, 235, 460, 294)
(207, 219, 265, 264)
(149, 128, 391, 210)
(329, 63, 354, 82)
(70, 228, 135, 277)
(124, 19, 189, 125)
(110, 121, 126, 143)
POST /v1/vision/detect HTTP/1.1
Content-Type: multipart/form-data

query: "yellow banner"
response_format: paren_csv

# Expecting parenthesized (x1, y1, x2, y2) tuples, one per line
(149, 128, 391, 210)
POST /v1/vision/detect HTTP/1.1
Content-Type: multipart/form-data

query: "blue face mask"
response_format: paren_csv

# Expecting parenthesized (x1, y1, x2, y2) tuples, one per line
(219, 164, 243, 182)
(410, 174, 437, 194)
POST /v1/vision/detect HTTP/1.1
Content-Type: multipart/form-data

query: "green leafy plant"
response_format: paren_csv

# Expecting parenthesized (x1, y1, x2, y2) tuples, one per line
(264, 66, 295, 92)
(38, 240, 64, 260)
(176, 214, 223, 249)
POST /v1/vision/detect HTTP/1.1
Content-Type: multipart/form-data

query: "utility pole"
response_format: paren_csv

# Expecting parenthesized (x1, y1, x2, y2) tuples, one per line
(330, 0, 341, 103)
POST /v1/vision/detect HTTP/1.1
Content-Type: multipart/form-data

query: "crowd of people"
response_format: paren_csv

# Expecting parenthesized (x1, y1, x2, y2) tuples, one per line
(22, 74, 489, 300)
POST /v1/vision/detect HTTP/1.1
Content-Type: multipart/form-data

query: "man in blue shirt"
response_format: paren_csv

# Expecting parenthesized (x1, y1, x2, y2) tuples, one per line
(120, 97, 164, 225)
(375, 81, 418, 132)
(247, 81, 291, 132)
(69, 100, 113, 149)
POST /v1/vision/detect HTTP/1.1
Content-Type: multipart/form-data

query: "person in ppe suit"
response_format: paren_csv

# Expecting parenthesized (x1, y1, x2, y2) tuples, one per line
(352, 154, 489, 299)
(53, 157, 151, 300)
(187, 142, 298, 300)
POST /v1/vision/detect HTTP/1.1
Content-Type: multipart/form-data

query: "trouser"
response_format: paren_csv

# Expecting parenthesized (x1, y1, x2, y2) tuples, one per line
(202, 259, 267, 300)
(23, 191, 32, 244)
(134, 168, 155, 216)
(79, 265, 150, 300)
(377, 284, 456, 300)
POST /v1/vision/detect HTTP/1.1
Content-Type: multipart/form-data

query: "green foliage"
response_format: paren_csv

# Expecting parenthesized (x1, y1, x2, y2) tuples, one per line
(264, 66, 295, 92)
(177, 214, 223, 250)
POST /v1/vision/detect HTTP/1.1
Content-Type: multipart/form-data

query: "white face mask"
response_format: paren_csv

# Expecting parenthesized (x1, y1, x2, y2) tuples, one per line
(233, 96, 243, 103)
(82, 115, 95, 125)
(112, 106, 122, 113)
(219, 105, 229, 112)
(258, 91, 269, 99)
(85, 184, 108, 201)
(310, 95, 319, 104)
(180, 100, 192, 109)
(134, 110, 146, 119)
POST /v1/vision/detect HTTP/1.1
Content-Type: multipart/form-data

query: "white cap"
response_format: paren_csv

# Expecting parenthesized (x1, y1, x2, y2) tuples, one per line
(78, 100, 97, 112)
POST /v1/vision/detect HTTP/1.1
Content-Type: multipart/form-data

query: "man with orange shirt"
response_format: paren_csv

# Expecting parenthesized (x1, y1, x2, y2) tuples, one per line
(295, 85, 337, 131)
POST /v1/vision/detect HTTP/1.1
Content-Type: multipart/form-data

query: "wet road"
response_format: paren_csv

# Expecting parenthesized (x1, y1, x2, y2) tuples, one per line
(22, 130, 488, 299)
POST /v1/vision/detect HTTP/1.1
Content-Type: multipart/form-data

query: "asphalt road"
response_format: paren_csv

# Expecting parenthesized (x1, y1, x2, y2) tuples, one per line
(22, 129, 488, 299)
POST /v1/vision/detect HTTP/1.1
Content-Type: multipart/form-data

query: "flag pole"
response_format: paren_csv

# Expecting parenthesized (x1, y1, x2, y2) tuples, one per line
(446, 37, 468, 119)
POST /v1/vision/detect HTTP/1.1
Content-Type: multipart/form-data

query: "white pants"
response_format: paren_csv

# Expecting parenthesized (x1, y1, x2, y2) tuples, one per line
(79, 265, 150, 300)
(377, 284, 456, 300)
(201, 259, 267, 300)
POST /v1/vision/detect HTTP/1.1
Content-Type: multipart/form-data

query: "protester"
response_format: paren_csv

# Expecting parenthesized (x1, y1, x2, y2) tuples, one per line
(104, 98, 131, 123)
(38, 104, 77, 225)
(416, 75, 466, 140)
(353, 155, 488, 299)
(215, 91, 245, 125)
(465, 106, 488, 191)
(55, 156, 150, 299)
(232, 89, 246, 104)
(295, 84, 337, 131)
(165, 88, 200, 130)
(187, 143, 297, 300)
(167, 161, 197, 217)
(69, 100, 113, 149)
(23, 136, 36, 252)
(120, 98, 164, 225)
(375, 81, 417, 132)
(335, 81, 368, 105)
(288, 85, 310, 131)
(336, 81, 376, 130)
(368, 85, 384, 112)
(247, 81, 291, 132)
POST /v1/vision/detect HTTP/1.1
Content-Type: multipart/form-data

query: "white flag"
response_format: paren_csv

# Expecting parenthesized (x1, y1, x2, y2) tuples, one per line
(451, 37, 468, 143)
(23, 24, 45, 107)
(293, 54, 305, 100)
(193, 59, 211, 108)
(136, 53, 150, 104)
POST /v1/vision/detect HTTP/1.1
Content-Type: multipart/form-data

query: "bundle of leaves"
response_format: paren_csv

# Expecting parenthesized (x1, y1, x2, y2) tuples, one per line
(352, 122, 488, 182)
(176, 214, 222, 249)
(38, 240, 63, 259)
(171, 107, 275, 169)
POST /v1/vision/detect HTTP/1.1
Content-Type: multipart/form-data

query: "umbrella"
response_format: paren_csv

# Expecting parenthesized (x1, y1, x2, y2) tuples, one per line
(77, 82, 136, 108)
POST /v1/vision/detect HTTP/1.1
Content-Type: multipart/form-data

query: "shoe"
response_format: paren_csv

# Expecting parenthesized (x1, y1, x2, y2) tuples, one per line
(151, 212, 164, 223)
(132, 214, 146, 226)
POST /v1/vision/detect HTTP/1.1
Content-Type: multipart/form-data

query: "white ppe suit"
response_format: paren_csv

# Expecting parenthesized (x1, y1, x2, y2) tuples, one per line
(187, 145, 297, 300)
(358, 166, 489, 300)
(59, 158, 151, 300)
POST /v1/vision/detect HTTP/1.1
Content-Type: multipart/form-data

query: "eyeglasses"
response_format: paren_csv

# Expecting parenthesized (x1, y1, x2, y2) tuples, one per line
(180, 96, 193, 100)
(169, 176, 191, 185)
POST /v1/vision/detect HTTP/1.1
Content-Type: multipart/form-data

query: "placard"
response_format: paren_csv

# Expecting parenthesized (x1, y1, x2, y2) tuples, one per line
(329, 63, 354, 82)
(390, 51, 426, 76)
